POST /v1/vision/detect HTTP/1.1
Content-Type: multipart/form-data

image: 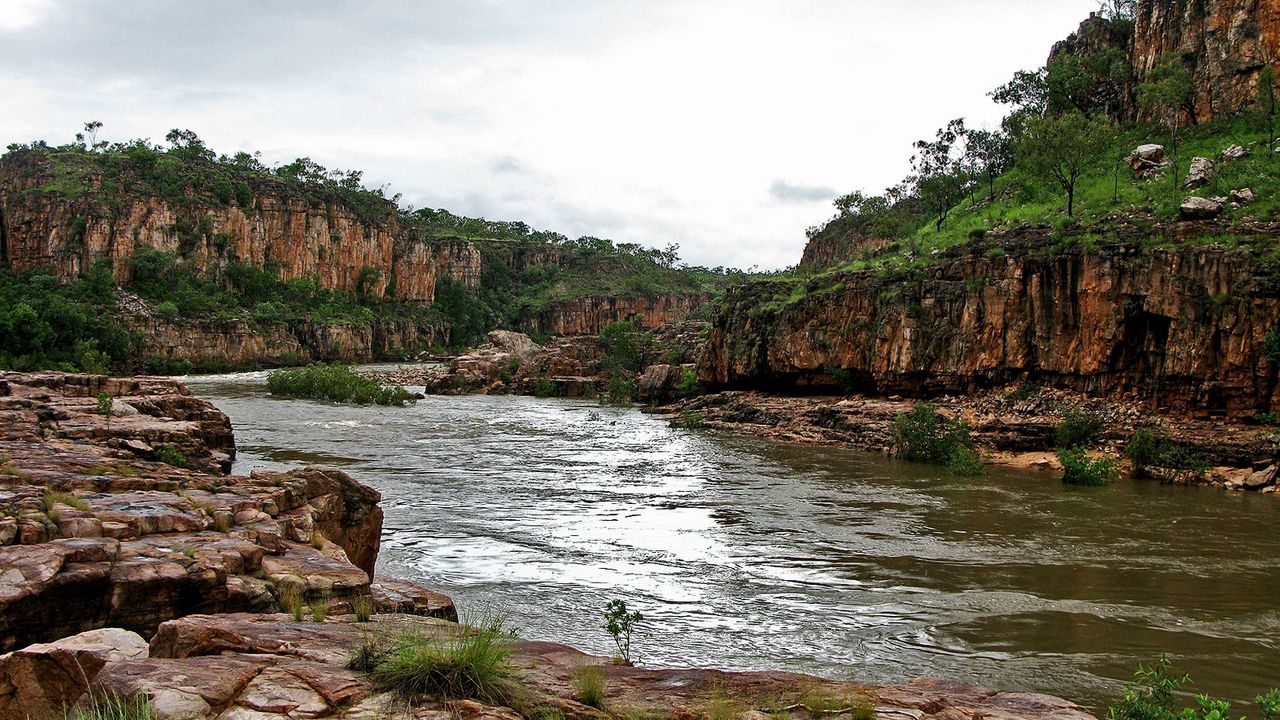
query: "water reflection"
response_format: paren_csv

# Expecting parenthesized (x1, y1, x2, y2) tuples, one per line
(186, 370, 1280, 711)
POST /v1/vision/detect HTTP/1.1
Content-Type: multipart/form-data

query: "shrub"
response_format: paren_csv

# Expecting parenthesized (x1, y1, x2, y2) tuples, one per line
(946, 446, 986, 476)
(154, 301, 179, 320)
(155, 445, 187, 468)
(676, 368, 703, 398)
(1058, 447, 1117, 485)
(673, 410, 705, 430)
(603, 372, 636, 405)
(96, 392, 114, 430)
(892, 402, 983, 475)
(1054, 407, 1105, 447)
(368, 618, 516, 704)
(533, 378, 556, 398)
(62, 693, 155, 720)
(603, 599, 643, 666)
(572, 665, 606, 709)
(354, 595, 374, 623)
(1124, 428, 1209, 477)
(1108, 657, 1280, 720)
(266, 363, 416, 406)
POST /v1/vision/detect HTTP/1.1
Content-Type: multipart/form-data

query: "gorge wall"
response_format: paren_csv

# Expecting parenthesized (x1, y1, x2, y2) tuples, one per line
(0, 151, 480, 302)
(700, 240, 1280, 418)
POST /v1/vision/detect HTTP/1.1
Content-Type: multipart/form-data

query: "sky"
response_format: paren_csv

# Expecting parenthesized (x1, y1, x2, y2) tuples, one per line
(0, 0, 1100, 270)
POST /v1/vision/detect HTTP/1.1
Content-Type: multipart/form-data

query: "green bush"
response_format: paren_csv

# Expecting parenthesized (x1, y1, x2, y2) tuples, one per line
(892, 402, 984, 475)
(572, 665, 606, 709)
(673, 410, 705, 430)
(603, 599, 643, 666)
(155, 445, 187, 468)
(1054, 407, 1105, 447)
(602, 371, 636, 405)
(1057, 446, 1116, 485)
(533, 378, 557, 398)
(367, 618, 517, 704)
(154, 301, 179, 320)
(676, 368, 703, 398)
(1124, 428, 1209, 476)
(1109, 657, 1280, 720)
(266, 364, 416, 406)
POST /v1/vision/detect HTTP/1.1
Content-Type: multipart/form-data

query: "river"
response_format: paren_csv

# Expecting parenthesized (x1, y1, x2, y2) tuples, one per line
(185, 369, 1280, 713)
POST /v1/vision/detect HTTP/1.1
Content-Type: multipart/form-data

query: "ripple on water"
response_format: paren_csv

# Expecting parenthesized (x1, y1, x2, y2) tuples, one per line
(184, 374, 1280, 712)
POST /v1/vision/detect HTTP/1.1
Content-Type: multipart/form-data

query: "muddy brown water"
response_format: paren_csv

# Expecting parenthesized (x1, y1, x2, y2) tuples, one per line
(187, 370, 1280, 713)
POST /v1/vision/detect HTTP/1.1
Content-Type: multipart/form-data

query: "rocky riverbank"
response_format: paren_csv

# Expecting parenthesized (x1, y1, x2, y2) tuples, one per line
(652, 385, 1280, 492)
(0, 371, 1102, 719)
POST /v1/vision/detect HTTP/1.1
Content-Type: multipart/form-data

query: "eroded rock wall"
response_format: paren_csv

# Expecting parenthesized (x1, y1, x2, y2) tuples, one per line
(0, 153, 481, 302)
(1134, 0, 1280, 122)
(700, 244, 1280, 417)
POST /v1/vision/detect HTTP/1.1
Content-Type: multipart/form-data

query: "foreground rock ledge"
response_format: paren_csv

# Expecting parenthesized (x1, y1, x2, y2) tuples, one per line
(3, 614, 1096, 720)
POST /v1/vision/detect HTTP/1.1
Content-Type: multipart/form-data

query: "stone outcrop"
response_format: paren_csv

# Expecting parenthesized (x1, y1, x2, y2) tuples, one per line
(11, 613, 1095, 720)
(700, 238, 1280, 419)
(0, 372, 465, 655)
(523, 294, 711, 336)
(0, 152, 481, 302)
(1133, 0, 1280, 123)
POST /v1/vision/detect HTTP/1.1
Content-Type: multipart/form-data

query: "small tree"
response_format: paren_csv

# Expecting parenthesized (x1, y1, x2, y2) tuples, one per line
(964, 129, 1014, 204)
(1017, 111, 1114, 218)
(911, 118, 970, 232)
(1138, 53, 1196, 194)
(603, 599, 643, 665)
(96, 392, 114, 431)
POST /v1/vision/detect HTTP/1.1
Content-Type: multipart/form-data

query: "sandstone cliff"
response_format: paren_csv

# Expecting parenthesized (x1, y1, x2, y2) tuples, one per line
(0, 150, 480, 302)
(700, 237, 1280, 418)
(1133, 0, 1280, 123)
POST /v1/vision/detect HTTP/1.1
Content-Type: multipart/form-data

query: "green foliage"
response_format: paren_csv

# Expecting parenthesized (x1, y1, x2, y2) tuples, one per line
(892, 402, 983, 476)
(1058, 446, 1117, 485)
(598, 321, 644, 373)
(1124, 429, 1208, 475)
(533, 378, 557, 398)
(45, 489, 90, 513)
(1016, 111, 1116, 217)
(60, 693, 154, 720)
(673, 410, 706, 430)
(154, 301, 179, 319)
(354, 595, 374, 623)
(825, 365, 858, 394)
(367, 618, 517, 704)
(572, 665, 607, 709)
(1108, 657, 1280, 720)
(96, 392, 114, 430)
(280, 586, 305, 622)
(266, 364, 416, 406)
(155, 445, 187, 468)
(603, 372, 637, 405)
(603, 599, 643, 665)
(676, 368, 703, 398)
(0, 264, 132, 373)
(1055, 407, 1105, 448)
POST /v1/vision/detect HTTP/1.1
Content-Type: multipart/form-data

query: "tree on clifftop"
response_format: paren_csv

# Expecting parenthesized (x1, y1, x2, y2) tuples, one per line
(1017, 111, 1114, 218)
(911, 118, 970, 233)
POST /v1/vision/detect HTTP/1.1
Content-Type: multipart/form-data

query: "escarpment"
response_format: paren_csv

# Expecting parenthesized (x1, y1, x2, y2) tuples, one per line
(700, 238, 1280, 418)
(0, 151, 479, 302)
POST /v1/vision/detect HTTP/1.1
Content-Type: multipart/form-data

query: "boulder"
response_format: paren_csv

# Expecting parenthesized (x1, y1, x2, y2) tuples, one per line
(1127, 144, 1171, 178)
(1182, 157, 1217, 189)
(1179, 196, 1223, 220)
(1221, 144, 1250, 160)
(0, 628, 148, 717)
(1228, 188, 1257, 206)
(636, 364, 684, 402)
(1243, 465, 1277, 491)
(485, 331, 544, 361)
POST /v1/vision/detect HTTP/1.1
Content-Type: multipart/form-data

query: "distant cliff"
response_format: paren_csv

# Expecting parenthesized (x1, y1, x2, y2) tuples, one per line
(0, 145, 716, 368)
(701, 232, 1280, 418)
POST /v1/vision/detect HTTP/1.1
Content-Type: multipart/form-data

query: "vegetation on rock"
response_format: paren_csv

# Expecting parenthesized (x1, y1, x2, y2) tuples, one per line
(1058, 446, 1118, 485)
(892, 403, 984, 476)
(267, 364, 416, 406)
(366, 618, 517, 704)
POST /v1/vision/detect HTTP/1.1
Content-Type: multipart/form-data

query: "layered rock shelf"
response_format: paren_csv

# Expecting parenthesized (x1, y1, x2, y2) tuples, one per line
(0, 371, 1100, 719)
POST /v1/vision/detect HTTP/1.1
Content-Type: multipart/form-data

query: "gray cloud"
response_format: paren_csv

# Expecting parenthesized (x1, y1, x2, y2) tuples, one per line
(490, 156, 525, 174)
(769, 180, 836, 204)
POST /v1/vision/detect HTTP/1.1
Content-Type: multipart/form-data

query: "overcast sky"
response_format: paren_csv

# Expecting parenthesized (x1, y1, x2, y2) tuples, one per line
(0, 0, 1099, 269)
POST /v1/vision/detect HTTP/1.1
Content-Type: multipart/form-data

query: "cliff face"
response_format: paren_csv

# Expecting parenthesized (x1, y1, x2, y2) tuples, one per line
(0, 153, 481, 302)
(700, 243, 1280, 417)
(524, 293, 711, 336)
(1133, 0, 1280, 122)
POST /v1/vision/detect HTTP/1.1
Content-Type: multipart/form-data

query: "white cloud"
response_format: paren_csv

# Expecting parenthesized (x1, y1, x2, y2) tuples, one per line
(0, 0, 1100, 269)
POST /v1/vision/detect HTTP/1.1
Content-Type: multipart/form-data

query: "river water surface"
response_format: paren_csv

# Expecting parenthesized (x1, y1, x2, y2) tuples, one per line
(186, 370, 1280, 712)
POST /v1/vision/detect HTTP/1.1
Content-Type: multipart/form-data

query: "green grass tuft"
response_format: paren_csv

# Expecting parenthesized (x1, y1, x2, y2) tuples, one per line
(572, 665, 607, 709)
(267, 363, 416, 406)
(366, 617, 517, 704)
